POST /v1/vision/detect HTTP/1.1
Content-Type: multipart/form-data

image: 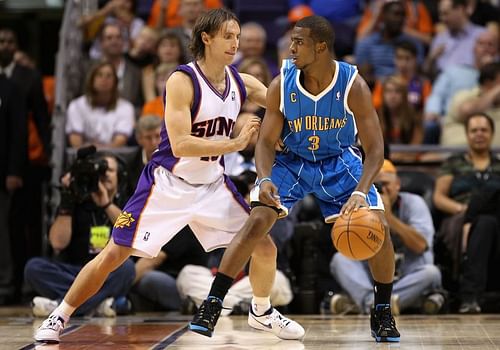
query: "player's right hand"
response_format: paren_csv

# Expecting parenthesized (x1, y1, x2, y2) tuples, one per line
(259, 181, 281, 208)
(235, 116, 261, 150)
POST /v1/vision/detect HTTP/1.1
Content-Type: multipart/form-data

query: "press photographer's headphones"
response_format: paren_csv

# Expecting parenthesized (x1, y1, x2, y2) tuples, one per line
(93, 150, 129, 199)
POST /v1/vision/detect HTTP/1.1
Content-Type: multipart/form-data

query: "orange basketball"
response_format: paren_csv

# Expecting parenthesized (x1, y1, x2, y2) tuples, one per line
(332, 208, 385, 260)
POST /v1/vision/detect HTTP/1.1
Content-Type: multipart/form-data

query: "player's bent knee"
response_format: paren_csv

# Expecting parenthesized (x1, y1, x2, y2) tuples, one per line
(94, 242, 131, 272)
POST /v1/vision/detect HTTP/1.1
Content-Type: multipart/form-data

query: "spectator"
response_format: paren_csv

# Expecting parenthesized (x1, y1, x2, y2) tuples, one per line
(238, 57, 272, 118)
(128, 115, 162, 192)
(330, 159, 443, 315)
(0, 75, 27, 304)
(141, 63, 177, 117)
(354, 0, 423, 86)
(95, 23, 144, 110)
(25, 151, 136, 317)
(147, 0, 221, 29)
(423, 29, 498, 144)
(468, 0, 500, 28)
(377, 75, 423, 146)
(232, 22, 279, 77)
(126, 26, 160, 68)
(288, 1, 364, 57)
(424, 0, 485, 77)
(441, 62, 500, 146)
(169, 0, 208, 57)
(142, 30, 187, 103)
(434, 113, 500, 313)
(0, 28, 51, 303)
(66, 62, 135, 149)
(81, 0, 145, 60)
(357, 0, 433, 46)
(372, 39, 431, 113)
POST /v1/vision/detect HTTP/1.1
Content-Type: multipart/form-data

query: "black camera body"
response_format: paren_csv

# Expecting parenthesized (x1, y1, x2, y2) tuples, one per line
(69, 146, 108, 203)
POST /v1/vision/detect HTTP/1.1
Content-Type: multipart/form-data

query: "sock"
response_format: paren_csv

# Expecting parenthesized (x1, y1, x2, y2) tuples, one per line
(208, 272, 234, 301)
(252, 296, 271, 316)
(374, 281, 393, 307)
(52, 300, 75, 323)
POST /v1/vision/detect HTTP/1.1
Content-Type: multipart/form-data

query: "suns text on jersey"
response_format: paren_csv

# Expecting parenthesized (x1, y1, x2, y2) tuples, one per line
(287, 116, 347, 132)
(191, 116, 235, 137)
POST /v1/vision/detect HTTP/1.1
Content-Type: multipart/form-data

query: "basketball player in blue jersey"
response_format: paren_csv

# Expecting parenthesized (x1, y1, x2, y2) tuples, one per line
(34, 8, 303, 344)
(193, 15, 400, 343)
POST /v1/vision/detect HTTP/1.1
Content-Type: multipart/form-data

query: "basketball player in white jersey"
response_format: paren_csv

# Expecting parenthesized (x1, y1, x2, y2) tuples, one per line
(35, 8, 304, 343)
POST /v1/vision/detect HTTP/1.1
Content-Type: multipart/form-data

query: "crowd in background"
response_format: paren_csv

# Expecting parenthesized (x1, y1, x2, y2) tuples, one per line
(0, 0, 500, 317)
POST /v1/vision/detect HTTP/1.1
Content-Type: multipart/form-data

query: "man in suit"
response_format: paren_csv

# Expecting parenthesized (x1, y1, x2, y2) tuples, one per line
(0, 72, 27, 303)
(0, 27, 51, 302)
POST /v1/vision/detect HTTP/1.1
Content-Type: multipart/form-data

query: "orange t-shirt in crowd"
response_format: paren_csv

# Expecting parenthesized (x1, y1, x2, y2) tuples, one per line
(357, 1, 433, 37)
(147, 0, 222, 28)
(141, 96, 164, 119)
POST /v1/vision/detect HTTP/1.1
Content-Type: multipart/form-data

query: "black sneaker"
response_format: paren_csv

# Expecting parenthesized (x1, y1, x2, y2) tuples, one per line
(370, 304, 400, 342)
(188, 296, 223, 337)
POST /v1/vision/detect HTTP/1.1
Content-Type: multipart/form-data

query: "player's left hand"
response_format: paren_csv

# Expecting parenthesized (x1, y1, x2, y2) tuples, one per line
(259, 181, 281, 208)
(91, 181, 110, 208)
(340, 193, 368, 216)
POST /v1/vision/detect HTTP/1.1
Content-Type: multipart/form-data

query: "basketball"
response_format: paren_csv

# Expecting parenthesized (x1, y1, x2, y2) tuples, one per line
(332, 208, 385, 260)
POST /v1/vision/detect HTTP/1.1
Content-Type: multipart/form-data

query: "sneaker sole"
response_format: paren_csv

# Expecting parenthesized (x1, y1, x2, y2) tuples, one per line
(371, 330, 400, 342)
(35, 338, 60, 344)
(188, 322, 213, 337)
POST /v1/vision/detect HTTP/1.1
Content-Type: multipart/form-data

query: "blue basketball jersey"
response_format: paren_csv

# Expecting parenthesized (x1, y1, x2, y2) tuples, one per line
(280, 59, 358, 162)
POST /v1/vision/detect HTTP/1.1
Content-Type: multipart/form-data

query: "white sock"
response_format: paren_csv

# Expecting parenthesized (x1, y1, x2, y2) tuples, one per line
(252, 296, 271, 316)
(52, 300, 75, 323)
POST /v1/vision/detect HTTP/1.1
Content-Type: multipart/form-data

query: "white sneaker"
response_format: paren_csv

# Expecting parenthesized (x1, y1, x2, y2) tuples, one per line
(95, 297, 116, 317)
(32, 297, 58, 317)
(34, 314, 66, 343)
(248, 307, 305, 340)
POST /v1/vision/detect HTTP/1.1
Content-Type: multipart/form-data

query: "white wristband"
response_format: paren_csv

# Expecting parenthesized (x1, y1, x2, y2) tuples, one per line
(351, 191, 367, 199)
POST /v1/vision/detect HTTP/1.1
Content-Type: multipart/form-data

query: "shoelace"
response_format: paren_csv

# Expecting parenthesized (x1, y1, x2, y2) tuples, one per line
(377, 308, 396, 331)
(269, 312, 291, 329)
(43, 315, 64, 330)
(194, 299, 223, 325)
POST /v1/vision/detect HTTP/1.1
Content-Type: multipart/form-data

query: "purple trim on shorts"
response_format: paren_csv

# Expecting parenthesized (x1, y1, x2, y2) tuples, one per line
(194, 61, 230, 101)
(112, 162, 157, 248)
(227, 65, 247, 106)
(175, 65, 202, 121)
(224, 174, 250, 214)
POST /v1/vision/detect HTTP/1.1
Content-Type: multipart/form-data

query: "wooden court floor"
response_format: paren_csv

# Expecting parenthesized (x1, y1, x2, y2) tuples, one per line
(2, 307, 500, 349)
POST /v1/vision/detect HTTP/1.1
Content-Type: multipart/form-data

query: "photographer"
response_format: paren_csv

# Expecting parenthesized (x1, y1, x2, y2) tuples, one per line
(330, 160, 444, 315)
(25, 147, 135, 317)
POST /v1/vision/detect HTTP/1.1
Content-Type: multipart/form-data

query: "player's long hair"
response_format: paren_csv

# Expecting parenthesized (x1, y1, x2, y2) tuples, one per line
(295, 15, 335, 53)
(190, 8, 240, 60)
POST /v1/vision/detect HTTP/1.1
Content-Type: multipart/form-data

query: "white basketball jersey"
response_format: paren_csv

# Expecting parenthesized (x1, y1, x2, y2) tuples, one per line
(151, 62, 247, 184)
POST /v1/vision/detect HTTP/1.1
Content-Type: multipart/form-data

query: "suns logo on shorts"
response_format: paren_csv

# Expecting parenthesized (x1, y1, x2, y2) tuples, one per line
(114, 211, 136, 228)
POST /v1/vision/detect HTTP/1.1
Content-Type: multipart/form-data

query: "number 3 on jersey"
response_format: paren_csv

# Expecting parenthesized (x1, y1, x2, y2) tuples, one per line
(308, 135, 320, 151)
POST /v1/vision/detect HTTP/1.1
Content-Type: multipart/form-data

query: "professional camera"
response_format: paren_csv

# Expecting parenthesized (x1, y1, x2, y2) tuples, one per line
(69, 145, 108, 203)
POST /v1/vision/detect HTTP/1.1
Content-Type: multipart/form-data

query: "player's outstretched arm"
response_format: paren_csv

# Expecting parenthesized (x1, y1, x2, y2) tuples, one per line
(240, 73, 267, 108)
(255, 76, 283, 207)
(165, 72, 259, 158)
(348, 75, 385, 194)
